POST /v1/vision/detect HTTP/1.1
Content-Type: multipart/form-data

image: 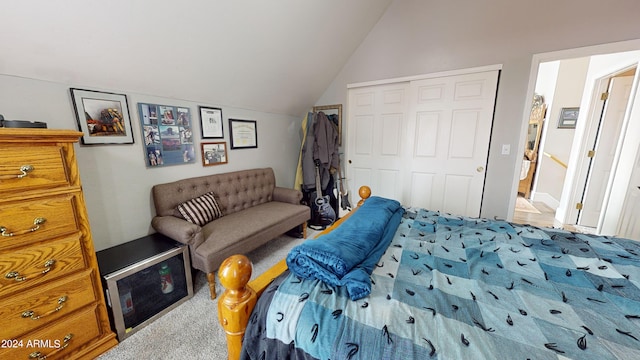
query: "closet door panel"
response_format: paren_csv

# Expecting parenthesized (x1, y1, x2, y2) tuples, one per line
(346, 69, 499, 217)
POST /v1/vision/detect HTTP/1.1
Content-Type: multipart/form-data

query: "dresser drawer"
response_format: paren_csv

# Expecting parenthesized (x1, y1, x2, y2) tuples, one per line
(0, 234, 85, 298)
(0, 194, 79, 251)
(0, 270, 97, 340)
(0, 305, 101, 360)
(0, 145, 70, 193)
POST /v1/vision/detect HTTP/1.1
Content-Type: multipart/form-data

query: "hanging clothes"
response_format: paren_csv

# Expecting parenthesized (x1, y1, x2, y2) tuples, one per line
(294, 112, 311, 190)
(300, 112, 317, 191)
(312, 111, 339, 191)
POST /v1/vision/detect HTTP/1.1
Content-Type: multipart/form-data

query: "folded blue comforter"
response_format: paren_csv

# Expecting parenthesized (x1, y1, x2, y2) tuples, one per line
(286, 196, 404, 300)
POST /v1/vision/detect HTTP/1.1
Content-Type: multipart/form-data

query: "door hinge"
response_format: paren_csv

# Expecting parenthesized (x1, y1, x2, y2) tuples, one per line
(576, 202, 583, 210)
(587, 150, 596, 158)
(601, 92, 609, 101)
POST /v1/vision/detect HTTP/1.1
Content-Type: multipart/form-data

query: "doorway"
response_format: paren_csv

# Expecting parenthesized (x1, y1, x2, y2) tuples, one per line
(513, 42, 640, 239)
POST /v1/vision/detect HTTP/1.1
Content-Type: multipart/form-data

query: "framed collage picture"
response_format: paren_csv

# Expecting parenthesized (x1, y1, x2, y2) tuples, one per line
(138, 102, 196, 167)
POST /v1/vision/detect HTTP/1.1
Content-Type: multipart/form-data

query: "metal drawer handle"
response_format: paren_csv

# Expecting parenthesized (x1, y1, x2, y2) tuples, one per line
(21, 296, 68, 320)
(0, 164, 34, 180)
(28, 334, 73, 359)
(0, 217, 47, 237)
(5, 259, 56, 282)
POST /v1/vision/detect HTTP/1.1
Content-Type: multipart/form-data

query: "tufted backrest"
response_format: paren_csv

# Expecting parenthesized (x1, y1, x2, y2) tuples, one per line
(152, 168, 276, 218)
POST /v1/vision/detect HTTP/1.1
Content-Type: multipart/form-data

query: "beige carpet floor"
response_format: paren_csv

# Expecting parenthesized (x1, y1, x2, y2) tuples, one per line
(96, 232, 313, 360)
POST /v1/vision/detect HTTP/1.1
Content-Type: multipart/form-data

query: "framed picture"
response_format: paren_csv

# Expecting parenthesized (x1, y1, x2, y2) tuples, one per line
(201, 142, 228, 166)
(199, 106, 224, 138)
(229, 119, 257, 149)
(138, 102, 196, 167)
(558, 107, 579, 129)
(70, 88, 134, 145)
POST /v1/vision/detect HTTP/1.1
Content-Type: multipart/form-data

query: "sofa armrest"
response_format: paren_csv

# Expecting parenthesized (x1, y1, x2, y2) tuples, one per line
(151, 215, 202, 247)
(272, 186, 302, 205)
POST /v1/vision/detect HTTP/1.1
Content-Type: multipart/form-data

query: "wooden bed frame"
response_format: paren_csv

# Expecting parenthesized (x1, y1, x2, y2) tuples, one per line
(217, 186, 372, 360)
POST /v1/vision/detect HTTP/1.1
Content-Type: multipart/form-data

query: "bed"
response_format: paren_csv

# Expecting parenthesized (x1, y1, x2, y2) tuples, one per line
(217, 187, 640, 360)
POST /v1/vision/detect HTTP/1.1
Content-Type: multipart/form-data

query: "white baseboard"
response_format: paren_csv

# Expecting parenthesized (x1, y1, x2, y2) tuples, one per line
(531, 192, 559, 209)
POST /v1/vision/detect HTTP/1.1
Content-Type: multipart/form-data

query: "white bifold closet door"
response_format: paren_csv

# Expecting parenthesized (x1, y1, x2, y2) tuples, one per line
(346, 69, 499, 217)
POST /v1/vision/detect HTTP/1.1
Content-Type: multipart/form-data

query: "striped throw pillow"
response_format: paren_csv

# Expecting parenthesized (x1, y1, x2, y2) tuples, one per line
(177, 192, 224, 226)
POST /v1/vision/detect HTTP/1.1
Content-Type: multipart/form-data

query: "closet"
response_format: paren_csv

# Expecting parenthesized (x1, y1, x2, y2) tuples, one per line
(346, 67, 500, 217)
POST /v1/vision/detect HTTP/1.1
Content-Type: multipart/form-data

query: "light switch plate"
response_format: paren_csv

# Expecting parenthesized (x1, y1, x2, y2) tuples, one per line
(501, 144, 510, 155)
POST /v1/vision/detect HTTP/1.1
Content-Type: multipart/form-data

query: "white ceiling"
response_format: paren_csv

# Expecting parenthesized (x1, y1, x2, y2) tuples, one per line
(0, 0, 392, 116)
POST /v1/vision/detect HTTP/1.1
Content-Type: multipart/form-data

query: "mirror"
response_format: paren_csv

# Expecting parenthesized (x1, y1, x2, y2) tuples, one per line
(525, 94, 546, 161)
(313, 104, 343, 146)
(526, 122, 539, 151)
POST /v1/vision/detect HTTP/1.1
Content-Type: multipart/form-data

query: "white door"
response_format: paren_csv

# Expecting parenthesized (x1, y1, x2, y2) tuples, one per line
(578, 76, 634, 227)
(347, 83, 408, 201)
(618, 149, 640, 240)
(404, 71, 499, 216)
(346, 70, 499, 217)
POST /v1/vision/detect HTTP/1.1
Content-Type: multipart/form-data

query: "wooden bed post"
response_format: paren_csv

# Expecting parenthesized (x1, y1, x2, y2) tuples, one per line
(357, 186, 371, 207)
(217, 255, 257, 360)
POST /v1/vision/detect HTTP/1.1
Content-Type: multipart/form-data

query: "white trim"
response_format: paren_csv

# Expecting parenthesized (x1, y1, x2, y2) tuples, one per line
(347, 64, 503, 89)
(531, 191, 560, 210)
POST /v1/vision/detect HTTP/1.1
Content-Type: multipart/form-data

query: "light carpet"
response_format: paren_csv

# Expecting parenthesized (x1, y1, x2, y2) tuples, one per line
(515, 196, 541, 214)
(96, 232, 313, 360)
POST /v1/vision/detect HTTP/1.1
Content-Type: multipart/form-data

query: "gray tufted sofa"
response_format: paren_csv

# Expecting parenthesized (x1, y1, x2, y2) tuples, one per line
(151, 168, 309, 299)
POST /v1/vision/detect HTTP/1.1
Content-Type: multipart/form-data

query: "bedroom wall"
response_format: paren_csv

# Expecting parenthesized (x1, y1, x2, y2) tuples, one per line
(316, 0, 640, 220)
(0, 74, 302, 250)
(530, 60, 560, 206)
(534, 58, 588, 205)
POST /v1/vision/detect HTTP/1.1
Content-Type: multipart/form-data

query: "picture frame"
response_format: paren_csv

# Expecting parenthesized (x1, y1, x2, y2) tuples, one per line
(199, 106, 224, 138)
(70, 88, 134, 145)
(313, 104, 343, 146)
(201, 142, 228, 166)
(558, 107, 579, 129)
(138, 102, 196, 168)
(229, 119, 257, 149)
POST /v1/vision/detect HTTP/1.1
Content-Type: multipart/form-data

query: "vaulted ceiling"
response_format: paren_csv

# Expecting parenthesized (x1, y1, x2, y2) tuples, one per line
(0, 0, 393, 116)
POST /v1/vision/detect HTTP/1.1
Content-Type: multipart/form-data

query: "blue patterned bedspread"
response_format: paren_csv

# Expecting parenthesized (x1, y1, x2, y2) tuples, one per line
(240, 207, 640, 360)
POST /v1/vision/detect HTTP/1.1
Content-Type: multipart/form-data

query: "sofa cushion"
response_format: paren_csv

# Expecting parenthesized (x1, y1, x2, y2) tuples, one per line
(177, 192, 224, 226)
(193, 201, 310, 271)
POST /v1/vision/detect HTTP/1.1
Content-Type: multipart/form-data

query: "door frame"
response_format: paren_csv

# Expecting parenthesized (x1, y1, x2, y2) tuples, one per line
(513, 39, 640, 231)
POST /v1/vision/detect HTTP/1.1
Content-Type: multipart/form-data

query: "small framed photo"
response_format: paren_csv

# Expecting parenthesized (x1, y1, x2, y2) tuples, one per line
(229, 119, 257, 149)
(558, 107, 579, 129)
(199, 106, 224, 138)
(70, 88, 134, 145)
(201, 142, 228, 166)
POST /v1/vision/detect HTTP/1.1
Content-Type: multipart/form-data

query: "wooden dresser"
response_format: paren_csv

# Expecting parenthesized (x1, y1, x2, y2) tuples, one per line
(0, 129, 117, 359)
